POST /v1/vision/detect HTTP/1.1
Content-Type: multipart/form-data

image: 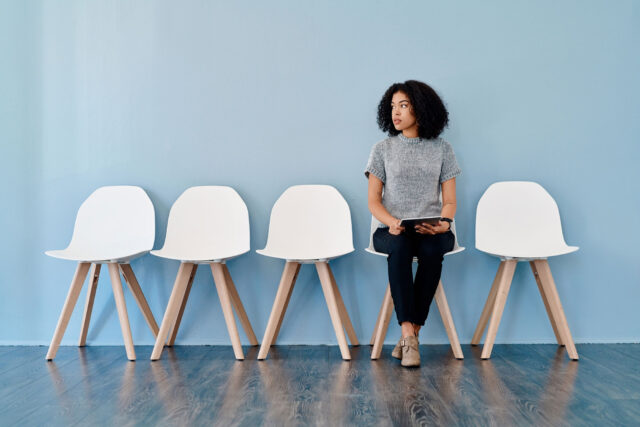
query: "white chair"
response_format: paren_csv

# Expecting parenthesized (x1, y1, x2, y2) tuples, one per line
(150, 186, 257, 361)
(471, 181, 579, 360)
(45, 186, 159, 361)
(366, 218, 465, 360)
(257, 185, 358, 360)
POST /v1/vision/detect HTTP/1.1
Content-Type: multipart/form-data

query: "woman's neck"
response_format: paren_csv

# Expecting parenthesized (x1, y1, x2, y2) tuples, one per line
(402, 125, 419, 139)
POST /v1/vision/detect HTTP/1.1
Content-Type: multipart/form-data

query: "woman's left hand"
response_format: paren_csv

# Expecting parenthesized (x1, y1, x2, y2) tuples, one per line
(415, 220, 451, 235)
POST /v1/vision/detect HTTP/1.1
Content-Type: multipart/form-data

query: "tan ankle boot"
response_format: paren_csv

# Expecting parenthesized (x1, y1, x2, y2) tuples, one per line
(393, 331, 419, 360)
(400, 335, 420, 367)
(391, 337, 402, 359)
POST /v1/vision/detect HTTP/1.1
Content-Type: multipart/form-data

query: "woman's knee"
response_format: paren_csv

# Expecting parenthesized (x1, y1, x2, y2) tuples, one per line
(388, 248, 414, 264)
(416, 243, 444, 260)
(416, 233, 453, 260)
(416, 253, 444, 266)
(386, 239, 414, 265)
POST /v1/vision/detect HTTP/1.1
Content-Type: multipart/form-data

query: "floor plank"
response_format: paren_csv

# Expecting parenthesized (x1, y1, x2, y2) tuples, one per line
(609, 344, 640, 362)
(2, 346, 123, 425)
(0, 346, 49, 377)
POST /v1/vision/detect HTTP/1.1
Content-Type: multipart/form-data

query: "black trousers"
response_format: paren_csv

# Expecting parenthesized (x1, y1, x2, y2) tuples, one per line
(373, 227, 455, 326)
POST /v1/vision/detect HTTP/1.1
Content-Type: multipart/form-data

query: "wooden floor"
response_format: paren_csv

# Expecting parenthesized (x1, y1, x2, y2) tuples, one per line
(0, 344, 638, 426)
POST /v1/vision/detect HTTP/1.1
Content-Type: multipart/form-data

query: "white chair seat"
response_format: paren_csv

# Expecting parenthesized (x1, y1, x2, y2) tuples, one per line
(476, 181, 579, 260)
(44, 186, 155, 263)
(150, 248, 249, 263)
(45, 248, 149, 263)
(45, 185, 155, 263)
(150, 186, 250, 264)
(476, 245, 578, 260)
(257, 185, 355, 262)
(365, 246, 465, 259)
(256, 247, 354, 262)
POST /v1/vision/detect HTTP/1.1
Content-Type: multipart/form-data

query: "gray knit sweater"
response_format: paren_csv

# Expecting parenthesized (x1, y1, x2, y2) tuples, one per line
(364, 134, 461, 228)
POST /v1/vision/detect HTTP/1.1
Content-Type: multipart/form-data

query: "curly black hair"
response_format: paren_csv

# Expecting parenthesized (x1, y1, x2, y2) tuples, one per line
(377, 80, 449, 139)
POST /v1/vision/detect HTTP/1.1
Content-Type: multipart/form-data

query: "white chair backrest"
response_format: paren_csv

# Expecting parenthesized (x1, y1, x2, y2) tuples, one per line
(67, 186, 155, 255)
(476, 181, 570, 256)
(367, 216, 462, 253)
(262, 185, 354, 258)
(160, 186, 249, 258)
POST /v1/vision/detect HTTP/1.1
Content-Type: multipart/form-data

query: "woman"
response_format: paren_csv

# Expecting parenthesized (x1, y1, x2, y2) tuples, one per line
(365, 80, 461, 367)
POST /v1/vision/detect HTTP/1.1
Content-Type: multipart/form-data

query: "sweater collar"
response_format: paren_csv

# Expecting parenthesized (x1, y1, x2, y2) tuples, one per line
(398, 133, 422, 143)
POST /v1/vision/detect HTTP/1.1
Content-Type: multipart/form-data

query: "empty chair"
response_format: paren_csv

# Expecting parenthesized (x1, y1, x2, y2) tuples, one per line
(150, 186, 257, 361)
(45, 186, 159, 361)
(257, 185, 358, 360)
(472, 181, 579, 360)
(366, 217, 465, 360)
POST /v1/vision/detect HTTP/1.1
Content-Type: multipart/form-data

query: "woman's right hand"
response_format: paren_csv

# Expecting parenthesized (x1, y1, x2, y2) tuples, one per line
(388, 218, 405, 235)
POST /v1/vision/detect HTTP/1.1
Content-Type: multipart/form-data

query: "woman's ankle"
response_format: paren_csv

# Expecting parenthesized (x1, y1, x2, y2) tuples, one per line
(413, 325, 421, 336)
(401, 322, 417, 338)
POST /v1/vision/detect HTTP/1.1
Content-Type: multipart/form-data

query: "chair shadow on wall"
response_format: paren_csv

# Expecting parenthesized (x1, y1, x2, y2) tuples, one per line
(83, 301, 115, 343)
(83, 269, 161, 343)
(267, 264, 359, 346)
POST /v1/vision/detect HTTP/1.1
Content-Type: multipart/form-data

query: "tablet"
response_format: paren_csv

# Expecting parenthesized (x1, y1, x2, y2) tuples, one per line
(400, 216, 441, 230)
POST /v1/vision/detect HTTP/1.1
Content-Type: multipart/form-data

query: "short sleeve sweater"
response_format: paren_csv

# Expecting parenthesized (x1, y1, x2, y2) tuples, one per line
(364, 134, 461, 228)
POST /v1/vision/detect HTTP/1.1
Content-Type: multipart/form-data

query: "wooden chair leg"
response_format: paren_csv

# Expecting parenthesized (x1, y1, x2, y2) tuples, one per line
(222, 264, 259, 346)
(471, 261, 505, 345)
(119, 264, 159, 338)
(327, 264, 359, 346)
(272, 263, 300, 344)
(46, 262, 91, 361)
(316, 262, 351, 361)
(371, 284, 394, 360)
(370, 296, 384, 346)
(481, 260, 517, 359)
(211, 263, 244, 360)
(533, 260, 579, 360)
(166, 264, 198, 346)
(529, 261, 563, 346)
(107, 263, 136, 361)
(434, 281, 464, 359)
(79, 263, 101, 347)
(151, 262, 195, 361)
(258, 262, 299, 360)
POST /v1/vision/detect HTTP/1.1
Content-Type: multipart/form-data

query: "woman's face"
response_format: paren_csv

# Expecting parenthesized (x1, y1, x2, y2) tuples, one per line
(391, 91, 417, 132)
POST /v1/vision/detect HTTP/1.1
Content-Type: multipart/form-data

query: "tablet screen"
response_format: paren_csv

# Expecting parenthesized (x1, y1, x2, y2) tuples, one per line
(400, 217, 441, 230)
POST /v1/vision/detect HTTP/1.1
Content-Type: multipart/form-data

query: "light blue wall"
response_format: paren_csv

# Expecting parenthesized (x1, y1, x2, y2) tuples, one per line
(1, 0, 638, 346)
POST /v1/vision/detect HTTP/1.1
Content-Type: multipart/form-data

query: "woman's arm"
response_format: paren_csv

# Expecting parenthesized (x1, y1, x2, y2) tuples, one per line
(368, 175, 404, 234)
(416, 177, 457, 235)
(440, 177, 457, 219)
